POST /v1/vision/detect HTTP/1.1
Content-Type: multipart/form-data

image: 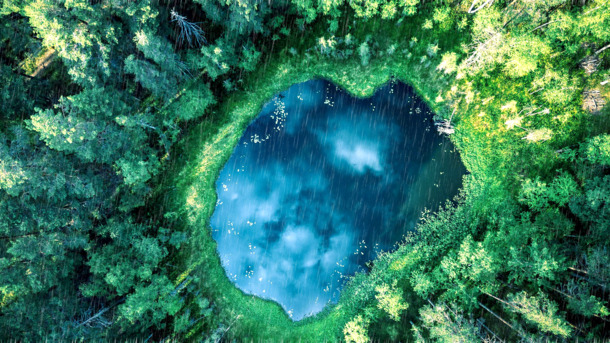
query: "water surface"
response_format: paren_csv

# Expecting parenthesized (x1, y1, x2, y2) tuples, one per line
(210, 79, 466, 319)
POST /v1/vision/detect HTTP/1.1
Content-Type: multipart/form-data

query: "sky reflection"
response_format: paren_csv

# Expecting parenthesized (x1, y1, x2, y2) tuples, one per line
(210, 79, 466, 320)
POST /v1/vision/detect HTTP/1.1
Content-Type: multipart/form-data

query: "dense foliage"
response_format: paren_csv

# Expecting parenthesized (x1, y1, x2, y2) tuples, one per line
(0, 0, 608, 341)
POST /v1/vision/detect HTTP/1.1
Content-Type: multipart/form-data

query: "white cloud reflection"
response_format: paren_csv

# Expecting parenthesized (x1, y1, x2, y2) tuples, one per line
(333, 140, 383, 173)
(212, 157, 356, 319)
(313, 111, 399, 176)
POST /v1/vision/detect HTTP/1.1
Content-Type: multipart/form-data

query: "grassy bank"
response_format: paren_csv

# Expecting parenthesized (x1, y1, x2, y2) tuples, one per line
(161, 13, 467, 341)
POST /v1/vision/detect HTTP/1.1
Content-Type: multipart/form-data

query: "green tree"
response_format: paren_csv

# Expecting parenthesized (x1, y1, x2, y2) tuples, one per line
(344, 315, 370, 343)
(418, 302, 481, 343)
(505, 292, 572, 338)
(22, 0, 120, 86)
(375, 282, 409, 321)
(358, 41, 370, 66)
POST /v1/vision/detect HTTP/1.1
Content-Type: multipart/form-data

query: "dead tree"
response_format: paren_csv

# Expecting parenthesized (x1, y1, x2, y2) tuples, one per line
(583, 89, 606, 114)
(435, 109, 456, 135)
(171, 9, 207, 47)
(580, 55, 600, 75)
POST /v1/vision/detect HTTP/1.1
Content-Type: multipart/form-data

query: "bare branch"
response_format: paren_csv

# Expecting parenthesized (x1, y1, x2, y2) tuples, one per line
(171, 9, 207, 48)
(478, 301, 516, 331)
(77, 298, 124, 328)
(531, 20, 560, 32)
(468, 0, 495, 14)
(594, 43, 610, 55)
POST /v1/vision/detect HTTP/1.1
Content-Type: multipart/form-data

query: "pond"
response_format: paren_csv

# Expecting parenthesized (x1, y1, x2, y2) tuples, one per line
(210, 79, 467, 320)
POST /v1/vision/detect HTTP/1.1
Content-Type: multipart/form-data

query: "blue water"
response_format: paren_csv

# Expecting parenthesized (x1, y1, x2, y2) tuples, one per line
(210, 79, 466, 320)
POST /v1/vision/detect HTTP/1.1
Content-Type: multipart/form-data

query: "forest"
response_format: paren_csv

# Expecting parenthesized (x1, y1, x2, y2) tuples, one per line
(0, 0, 609, 341)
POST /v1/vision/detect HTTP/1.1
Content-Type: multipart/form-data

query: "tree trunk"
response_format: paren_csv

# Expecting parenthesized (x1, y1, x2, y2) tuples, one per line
(76, 297, 124, 328)
(478, 301, 516, 332)
(468, 0, 495, 14)
(594, 43, 610, 55)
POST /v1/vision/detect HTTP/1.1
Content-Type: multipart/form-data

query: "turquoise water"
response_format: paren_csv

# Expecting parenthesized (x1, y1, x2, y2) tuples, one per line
(210, 79, 466, 320)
